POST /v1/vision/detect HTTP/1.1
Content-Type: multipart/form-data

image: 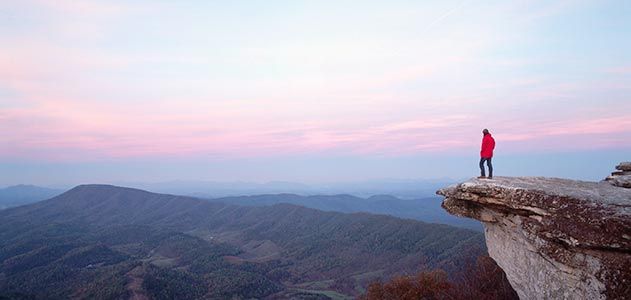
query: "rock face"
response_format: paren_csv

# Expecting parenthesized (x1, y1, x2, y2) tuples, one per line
(437, 176, 631, 300)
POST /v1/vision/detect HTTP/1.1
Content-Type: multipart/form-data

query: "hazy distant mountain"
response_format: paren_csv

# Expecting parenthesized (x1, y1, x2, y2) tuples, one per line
(0, 184, 484, 299)
(0, 184, 62, 209)
(210, 194, 482, 231)
(120, 178, 457, 199)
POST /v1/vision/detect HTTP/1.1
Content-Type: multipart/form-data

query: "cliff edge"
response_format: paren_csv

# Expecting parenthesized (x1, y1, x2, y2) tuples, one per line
(437, 168, 631, 299)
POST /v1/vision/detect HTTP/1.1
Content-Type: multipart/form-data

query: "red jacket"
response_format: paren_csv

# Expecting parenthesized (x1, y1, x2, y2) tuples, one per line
(481, 134, 495, 158)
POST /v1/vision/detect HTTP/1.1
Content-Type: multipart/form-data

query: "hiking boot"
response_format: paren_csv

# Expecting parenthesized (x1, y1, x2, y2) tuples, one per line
(477, 176, 486, 179)
(488, 176, 493, 179)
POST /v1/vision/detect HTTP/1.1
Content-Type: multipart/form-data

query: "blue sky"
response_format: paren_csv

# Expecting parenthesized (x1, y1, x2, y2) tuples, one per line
(1, 0, 630, 186)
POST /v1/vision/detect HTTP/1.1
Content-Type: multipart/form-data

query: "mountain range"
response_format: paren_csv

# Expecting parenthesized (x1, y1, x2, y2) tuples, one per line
(117, 178, 457, 199)
(0, 183, 481, 231)
(0, 185, 62, 210)
(208, 194, 482, 231)
(0, 184, 485, 299)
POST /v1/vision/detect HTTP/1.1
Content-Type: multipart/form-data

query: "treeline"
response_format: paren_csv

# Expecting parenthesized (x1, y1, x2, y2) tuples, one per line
(360, 255, 518, 300)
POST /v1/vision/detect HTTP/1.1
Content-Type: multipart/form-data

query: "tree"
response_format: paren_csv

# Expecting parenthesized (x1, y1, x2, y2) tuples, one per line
(360, 255, 518, 300)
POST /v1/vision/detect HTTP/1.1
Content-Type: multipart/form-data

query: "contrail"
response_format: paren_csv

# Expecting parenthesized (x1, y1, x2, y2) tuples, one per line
(422, 0, 472, 33)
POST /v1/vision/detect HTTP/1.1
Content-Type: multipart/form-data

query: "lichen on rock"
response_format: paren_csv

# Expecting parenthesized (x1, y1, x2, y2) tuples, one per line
(437, 174, 631, 300)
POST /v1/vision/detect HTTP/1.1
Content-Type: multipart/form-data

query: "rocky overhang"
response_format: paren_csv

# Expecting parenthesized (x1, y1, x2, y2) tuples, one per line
(437, 176, 631, 299)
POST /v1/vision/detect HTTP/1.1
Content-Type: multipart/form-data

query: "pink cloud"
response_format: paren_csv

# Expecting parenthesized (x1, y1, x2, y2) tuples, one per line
(32, 0, 126, 15)
(605, 66, 631, 75)
(2, 0, 630, 162)
(3, 92, 630, 161)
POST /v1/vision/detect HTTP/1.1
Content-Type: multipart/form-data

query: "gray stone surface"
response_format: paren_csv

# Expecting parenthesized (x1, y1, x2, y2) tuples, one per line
(608, 175, 631, 188)
(437, 176, 631, 300)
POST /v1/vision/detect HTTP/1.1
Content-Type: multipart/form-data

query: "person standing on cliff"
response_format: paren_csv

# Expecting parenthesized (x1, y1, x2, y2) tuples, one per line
(479, 128, 495, 179)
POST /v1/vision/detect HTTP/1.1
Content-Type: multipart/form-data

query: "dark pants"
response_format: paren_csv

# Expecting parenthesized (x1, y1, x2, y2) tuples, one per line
(480, 157, 493, 177)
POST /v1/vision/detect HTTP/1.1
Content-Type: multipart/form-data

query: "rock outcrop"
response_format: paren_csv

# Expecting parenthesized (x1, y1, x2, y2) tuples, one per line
(437, 175, 631, 299)
(605, 162, 631, 188)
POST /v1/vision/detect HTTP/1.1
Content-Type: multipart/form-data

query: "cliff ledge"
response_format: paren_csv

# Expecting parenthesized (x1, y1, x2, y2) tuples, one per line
(437, 175, 631, 299)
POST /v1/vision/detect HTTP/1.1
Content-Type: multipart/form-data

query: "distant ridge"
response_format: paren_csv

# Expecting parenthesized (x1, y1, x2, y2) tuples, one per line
(209, 192, 482, 231)
(120, 178, 456, 199)
(0, 184, 62, 209)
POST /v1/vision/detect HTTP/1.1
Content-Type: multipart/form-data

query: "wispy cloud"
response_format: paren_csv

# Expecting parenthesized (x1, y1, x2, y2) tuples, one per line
(1, 0, 630, 163)
(605, 66, 631, 75)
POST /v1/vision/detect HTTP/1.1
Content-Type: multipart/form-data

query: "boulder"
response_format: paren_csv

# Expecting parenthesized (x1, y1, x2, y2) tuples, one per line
(616, 162, 631, 171)
(606, 162, 631, 188)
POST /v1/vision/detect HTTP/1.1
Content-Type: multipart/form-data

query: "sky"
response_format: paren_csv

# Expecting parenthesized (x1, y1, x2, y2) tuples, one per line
(1, 0, 630, 186)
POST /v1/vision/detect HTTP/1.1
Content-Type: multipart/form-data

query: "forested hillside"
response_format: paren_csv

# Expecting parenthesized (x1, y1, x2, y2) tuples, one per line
(210, 193, 482, 230)
(0, 185, 486, 298)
